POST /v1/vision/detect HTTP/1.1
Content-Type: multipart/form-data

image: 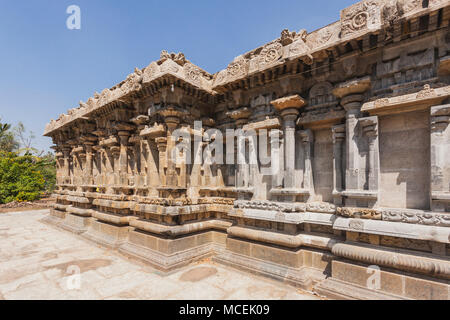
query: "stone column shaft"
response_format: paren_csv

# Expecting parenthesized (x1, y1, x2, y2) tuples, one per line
(118, 132, 130, 186)
(270, 129, 283, 189)
(156, 137, 167, 187)
(332, 124, 346, 205)
(62, 148, 71, 184)
(430, 104, 450, 212)
(84, 144, 93, 185)
(299, 130, 313, 191)
(332, 77, 372, 207)
(360, 116, 379, 192)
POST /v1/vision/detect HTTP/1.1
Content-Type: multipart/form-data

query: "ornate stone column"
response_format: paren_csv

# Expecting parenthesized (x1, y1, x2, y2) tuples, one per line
(227, 107, 251, 193)
(299, 129, 314, 195)
(270, 95, 306, 189)
(84, 143, 94, 186)
(332, 124, 346, 205)
(62, 146, 72, 185)
(140, 123, 165, 195)
(159, 107, 186, 188)
(430, 104, 450, 212)
(269, 129, 284, 190)
(118, 132, 130, 186)
(360, 116, 379, 192)
(333, 77, 372, 207)
(131, 115, 150, 189)
(116, 122, 135, 187)
(155, 137, 167, 187)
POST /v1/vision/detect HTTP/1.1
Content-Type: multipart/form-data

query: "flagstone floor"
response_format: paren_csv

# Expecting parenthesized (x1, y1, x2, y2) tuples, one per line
(0, 210, 319, 300)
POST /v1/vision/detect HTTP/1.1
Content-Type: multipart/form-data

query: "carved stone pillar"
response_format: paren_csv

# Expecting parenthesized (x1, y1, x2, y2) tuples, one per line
(191, 131, 204, 188)
(155, 137, 167, 187)
(160, 107, 185, 188)
(271, 95, 306, 190)
(333, 77, 372, 207)
(269, 129, 283, 190)
(360, 116, 379, 191)
(299, 129, 314, 197)
(118, 132, 130, 186)
(62, 147, 71, 185)
(227, 107, 251, 194)
(84, 143, 94, 186)
(139, 123, 165, 195)
(131, 115, 150, 189)
(115, 122, 135, 187)
(110, 146, 121, 187)
(430, 104, 450, 212)
(332, 124, 346, 205)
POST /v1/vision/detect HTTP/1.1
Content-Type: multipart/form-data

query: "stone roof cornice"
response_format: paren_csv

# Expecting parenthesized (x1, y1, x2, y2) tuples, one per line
(44, 0, 449, 136)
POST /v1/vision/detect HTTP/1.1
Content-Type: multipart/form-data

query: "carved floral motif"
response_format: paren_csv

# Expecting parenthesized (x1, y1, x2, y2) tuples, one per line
(341, 1, 381, 38)
(260, 42, 283, 65)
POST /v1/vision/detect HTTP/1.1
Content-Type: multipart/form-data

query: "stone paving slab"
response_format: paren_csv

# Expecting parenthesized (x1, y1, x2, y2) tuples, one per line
(0, 210, 320, 300)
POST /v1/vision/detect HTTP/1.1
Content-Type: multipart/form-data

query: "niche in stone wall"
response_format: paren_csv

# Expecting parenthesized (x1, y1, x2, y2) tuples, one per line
(379, 110, 431, 210)
(308, 82, 336, 107)
(311, 129, 334, 203)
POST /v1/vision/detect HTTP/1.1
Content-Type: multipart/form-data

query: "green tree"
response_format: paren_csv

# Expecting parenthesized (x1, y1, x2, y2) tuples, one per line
(0, 118, 19, 152)
(0, 152, 45, 203)
(36, 152, 56, 194)
(0, 119, 56, 203)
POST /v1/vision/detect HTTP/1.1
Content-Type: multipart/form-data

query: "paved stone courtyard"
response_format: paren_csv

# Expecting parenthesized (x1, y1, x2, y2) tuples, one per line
(0, 210, 318, 300)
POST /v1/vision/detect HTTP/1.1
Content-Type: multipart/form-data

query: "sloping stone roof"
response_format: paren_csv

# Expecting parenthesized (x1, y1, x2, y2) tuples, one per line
(44, 0, 449, 136)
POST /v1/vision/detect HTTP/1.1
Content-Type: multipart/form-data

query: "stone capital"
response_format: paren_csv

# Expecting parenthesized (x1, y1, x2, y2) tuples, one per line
(155, 137, 168, 152)
(227, 107, 251, 127)
(431, 104, 450, 132)
(332, 124, 346, 143)
(298, 129, 313, 144)
(360, 116, 378, 138)
(332, 77, 371, 99)
(270, 94, 306, 112)
(115, 121, 135, 132)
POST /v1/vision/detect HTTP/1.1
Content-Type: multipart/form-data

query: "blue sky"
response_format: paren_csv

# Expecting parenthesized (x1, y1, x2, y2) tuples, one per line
(0, 0, 355, 152)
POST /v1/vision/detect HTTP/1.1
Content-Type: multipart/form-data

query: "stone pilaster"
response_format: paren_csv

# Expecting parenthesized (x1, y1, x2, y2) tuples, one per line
(332, 124, 346, 205)
(159, 107, 185, 188)
(269, 129, 284, 190)
(118, 132, 130, 186)
(271, 95, 306, 190)
(62, 147, 72, 185)
(227, 107, 251, 197)
(270, 95, 306, 202)
(84, 143, 94, 186)
(430, 104, 450, 212)
(333, 77, 372, 207)
(360, 116, 380, 207)
(299, 129, 314, 201)
(155, 137, 167, 187)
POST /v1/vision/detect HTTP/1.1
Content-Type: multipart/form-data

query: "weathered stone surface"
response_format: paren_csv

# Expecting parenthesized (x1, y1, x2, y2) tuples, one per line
(43, 0, 450, 300)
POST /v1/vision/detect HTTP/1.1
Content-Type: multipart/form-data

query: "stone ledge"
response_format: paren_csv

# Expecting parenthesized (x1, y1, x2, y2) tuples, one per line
(334, 217, 450, 243)
(314, 278, 408, 300)
(119, 240, 219, 272)
(214, 250, 325, 291)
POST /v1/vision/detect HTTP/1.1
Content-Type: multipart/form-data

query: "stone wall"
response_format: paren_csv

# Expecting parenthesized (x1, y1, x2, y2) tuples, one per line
(43, 0, 450, 300)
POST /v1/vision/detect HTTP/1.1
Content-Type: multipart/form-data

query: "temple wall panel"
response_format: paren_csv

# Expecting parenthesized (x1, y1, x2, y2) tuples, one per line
(311, 128, 334, 203)
(379, 110, 431, 210)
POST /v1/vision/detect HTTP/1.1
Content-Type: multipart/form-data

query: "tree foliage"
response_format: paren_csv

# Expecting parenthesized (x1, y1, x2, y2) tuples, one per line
(0, 118, 56, 203)
(0, 118, 19, 152)
(0, 152, 45, 203)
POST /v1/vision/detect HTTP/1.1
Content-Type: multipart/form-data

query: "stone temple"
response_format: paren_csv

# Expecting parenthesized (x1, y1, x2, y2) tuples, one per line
(43, 0, 450, 300)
